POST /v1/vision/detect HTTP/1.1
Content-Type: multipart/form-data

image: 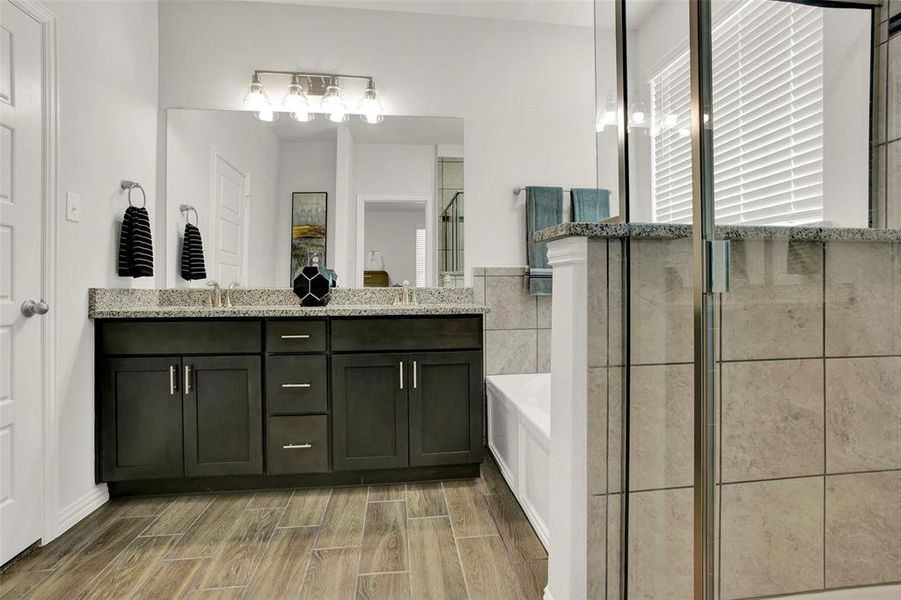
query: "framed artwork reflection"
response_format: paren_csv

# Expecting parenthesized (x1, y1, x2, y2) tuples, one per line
(291, 192, 328, 282)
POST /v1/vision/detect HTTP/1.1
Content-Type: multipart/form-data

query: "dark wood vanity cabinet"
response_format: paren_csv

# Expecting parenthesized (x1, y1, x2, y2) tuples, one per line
(95, 315, 482, 489)
(182, 356, 262, 477)
(100, 357, 184, 481)
(332, 353, 409, 471)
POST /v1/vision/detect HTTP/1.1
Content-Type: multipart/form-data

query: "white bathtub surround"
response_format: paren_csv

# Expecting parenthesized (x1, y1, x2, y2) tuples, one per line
(474, 267, 552, 375)
(486, 373, 551, 547)
(545, 236, 590, 600)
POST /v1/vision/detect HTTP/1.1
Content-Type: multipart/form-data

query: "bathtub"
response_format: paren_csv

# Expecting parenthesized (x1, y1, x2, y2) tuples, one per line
(486, 373, 551, 548)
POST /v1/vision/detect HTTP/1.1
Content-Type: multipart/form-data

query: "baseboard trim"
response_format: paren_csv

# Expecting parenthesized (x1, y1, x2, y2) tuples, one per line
(54, 484, 109, 539)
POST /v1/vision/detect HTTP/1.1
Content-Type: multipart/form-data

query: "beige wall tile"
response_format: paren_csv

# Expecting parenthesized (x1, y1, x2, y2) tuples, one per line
(722, 359, 824, 482)
(607, 367, 624, 494)
(485, 276, 537, 330)
(608, 240, 625, 367)
(605, 494, 622, 600)
(627, 488, 693, 600)
(629, 364, 693, 491)
(472, 274, 486, 305)
(825, 471, 901, 589)
(537, 329, 551, 373)
(587, 495, 607, 600)
(485, 330, 537, 375)
(825, 241, 901, 356)
(720, 478, 824, 600)
(827, 357, 901, 473)
(722, 241, 823, 361)
(588, 367, 608, 496)
(588, 239, 609, 368)
(889, 142, 901, 227)
(630, 239, 693, 365)
(537, 295, 552, 329)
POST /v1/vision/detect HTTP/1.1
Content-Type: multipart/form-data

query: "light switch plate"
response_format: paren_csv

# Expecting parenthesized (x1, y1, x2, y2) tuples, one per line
(66, 192, 80, 223)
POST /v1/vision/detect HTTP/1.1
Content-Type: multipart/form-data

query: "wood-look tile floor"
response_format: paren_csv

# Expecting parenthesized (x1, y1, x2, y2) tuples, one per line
(0, 457, 548, 600)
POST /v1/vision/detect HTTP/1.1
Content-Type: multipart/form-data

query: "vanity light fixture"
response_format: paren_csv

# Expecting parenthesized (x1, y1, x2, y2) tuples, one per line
(320, 78, 349, 123)
(358, 80, 384, 125)
(283, 75, 314, 122)
(244, 70, 384, 124)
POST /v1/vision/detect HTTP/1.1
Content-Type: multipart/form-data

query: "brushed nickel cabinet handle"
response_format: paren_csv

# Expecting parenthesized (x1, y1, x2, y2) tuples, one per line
(281, 383, 311, 389)
(399, 361, 404, 390)
(169, 366, 177, 395)
(413, 361, 418, 389)
(280, 334, 311, 339)
(184, 365, 193, 394)
(283, 443, 312, 449)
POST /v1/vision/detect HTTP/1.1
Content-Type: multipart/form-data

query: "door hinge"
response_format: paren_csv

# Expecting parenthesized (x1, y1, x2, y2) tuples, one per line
(708, 239, 731, 294)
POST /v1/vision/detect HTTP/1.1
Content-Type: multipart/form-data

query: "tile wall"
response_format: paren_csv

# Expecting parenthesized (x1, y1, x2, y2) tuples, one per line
(473, 267, 552, 375)
(587, 238, 901, 599)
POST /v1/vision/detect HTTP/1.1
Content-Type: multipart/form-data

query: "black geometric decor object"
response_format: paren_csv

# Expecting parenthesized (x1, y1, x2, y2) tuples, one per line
(293, 266, 334, 307)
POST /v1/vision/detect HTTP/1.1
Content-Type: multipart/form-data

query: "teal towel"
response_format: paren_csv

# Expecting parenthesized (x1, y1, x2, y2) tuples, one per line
(571, 188, 611, 222)
(526, 186, 564, 270)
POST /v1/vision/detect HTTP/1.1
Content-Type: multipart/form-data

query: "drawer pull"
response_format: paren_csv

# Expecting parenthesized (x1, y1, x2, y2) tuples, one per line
(280, 334, 311, 339)
(283, 443, 313, 449)
(169, 365, 177, 395)
(281, 383, 311, 388)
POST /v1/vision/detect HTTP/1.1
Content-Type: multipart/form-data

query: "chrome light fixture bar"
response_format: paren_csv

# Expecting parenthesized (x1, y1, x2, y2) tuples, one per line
(242, 70, 384, 124)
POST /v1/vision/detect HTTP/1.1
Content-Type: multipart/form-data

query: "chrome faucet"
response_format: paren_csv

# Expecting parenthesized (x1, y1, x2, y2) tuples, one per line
(206, 281, 222, 308)
(224, 282, 240, 308)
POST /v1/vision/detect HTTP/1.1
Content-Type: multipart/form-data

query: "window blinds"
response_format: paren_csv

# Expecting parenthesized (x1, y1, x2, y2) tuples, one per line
(650, 1, 824, 225)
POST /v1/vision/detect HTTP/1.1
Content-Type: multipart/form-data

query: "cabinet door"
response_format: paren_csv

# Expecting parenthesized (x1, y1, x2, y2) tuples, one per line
(100, 357, 183, 481)
(409, 352, 483, 466)
(332, 353, 408, 471)
(183, 356, 262, 476)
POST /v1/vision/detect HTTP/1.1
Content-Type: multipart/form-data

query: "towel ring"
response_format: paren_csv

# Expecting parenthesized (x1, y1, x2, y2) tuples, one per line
(179, 204, 199, 226)
(121, 180, 146, 208)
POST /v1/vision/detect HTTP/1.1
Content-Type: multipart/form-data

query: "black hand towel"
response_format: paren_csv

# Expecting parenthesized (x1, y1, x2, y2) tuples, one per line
(180, 223, 207, 280)
(117, 206, 154, 278)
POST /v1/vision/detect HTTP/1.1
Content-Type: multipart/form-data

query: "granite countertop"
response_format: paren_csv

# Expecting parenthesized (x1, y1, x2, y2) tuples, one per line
(534, 222, 901, 243)
(89, 287, 489, 319)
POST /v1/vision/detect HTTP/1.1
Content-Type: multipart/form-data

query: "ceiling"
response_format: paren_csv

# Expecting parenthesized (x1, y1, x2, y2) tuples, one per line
(265, 114, 464, 145)
(246, 0, 661, 31)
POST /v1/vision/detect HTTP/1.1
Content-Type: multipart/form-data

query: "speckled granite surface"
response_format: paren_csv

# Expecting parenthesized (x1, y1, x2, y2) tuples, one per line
(89, 287, 486, 319)
(534, 222, 901, 243)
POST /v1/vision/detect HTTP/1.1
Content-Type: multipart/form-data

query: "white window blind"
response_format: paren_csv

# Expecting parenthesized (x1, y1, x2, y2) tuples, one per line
(415, 228, 426, 287)
(650, 1, 824, 225)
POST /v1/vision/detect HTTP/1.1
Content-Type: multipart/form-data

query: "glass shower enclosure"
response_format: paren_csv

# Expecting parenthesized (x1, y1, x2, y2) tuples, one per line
(595, 0, 898, 598)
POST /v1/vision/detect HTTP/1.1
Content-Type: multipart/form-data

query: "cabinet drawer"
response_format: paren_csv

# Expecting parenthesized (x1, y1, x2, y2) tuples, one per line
(265, 320, 327, 353)
(267, 416, 329, 474)
(266, 355, 328, 414)
(99, 320, 261, 355)
(331, 317, 482, 352)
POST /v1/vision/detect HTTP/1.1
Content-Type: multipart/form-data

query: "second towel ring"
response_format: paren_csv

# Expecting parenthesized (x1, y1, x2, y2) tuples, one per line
(121, 180, 146, 208)
(179, 204, 199, 226)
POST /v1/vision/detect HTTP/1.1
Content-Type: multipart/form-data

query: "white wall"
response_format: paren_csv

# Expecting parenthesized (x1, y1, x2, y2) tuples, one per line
(166, 109, 280, 287)
(277, 141, 337, 280)
(353, 143, 436, 285)
(364, 206, 426, 286)
(47, 0, 159, 534)
(157, 1, 598, 281)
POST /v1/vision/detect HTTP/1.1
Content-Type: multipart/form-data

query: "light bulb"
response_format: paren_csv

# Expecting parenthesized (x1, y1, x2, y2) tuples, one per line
(631, 102, 648, 126)
(320, 80, 348, 123)
(358, 86, 383, 124)
(256, 109, 279, 122)
(664, 113, 678, 128)
(283, 76, 313, 123)
(243, 74, 270, 111)
(678, 127, 690, 138)
(603, 109, 617, 125)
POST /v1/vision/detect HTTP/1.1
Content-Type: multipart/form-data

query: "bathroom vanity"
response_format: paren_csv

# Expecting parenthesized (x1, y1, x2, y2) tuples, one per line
(90, 289, 486, 494)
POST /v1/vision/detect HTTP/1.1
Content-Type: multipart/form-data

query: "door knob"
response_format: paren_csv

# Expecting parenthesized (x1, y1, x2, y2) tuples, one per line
(21, 299, 50, 317)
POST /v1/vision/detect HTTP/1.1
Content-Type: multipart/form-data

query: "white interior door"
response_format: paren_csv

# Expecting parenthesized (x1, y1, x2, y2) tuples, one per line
(212, 154, 247, 285)
(0, 0, 45, 565)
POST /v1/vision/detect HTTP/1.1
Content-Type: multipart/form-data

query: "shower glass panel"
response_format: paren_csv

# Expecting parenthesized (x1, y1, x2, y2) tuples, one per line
(707, 2, 894, 599)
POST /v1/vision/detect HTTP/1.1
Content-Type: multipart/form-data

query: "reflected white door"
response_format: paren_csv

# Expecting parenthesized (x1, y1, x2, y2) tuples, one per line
(212, 154, 247, 285)
(0, 0, 44, 564)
